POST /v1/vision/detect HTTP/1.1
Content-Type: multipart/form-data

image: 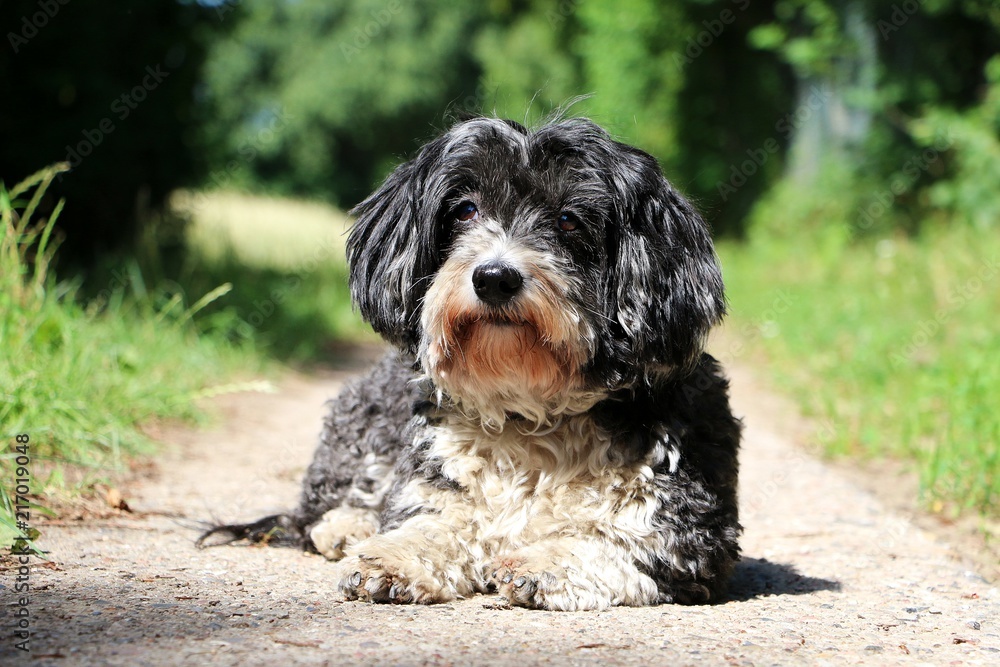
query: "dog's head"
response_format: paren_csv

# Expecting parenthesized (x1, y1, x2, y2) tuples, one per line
(348, 117, 724, 423)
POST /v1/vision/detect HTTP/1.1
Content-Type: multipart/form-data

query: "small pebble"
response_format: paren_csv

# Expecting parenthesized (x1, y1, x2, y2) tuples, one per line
(965, 620, 981, 630)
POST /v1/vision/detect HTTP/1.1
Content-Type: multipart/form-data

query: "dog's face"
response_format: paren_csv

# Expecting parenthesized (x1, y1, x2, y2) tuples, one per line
(348, 118, 724, 422)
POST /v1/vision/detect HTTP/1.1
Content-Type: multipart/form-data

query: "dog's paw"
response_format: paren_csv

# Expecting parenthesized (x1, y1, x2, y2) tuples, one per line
(336, 556, 415, 603)
(490, 563, 561, 609)
(488, 550, 660, 610)
(309, 507, 378, 560)
(488, 555, 578, 610)
(335, 554, 457, 605)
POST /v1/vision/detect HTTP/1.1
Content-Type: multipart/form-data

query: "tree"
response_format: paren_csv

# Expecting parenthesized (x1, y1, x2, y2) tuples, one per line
(747, 0, 1000, 234)
(196, 0, 999, 237)
(0, 1, 215, 267)
(199, 0, 485, 206)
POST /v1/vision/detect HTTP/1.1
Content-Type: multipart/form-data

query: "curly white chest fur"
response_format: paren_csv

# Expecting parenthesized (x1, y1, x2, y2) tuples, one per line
(421, 415, 668, 560)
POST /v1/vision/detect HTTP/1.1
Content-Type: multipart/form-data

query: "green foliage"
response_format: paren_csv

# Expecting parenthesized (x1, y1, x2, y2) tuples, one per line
(748, 0, 848, 77)
(719, 226, 1000, 516)
(200, 0, 484, 205)
(911, 56, 1000, 230)
(745, 159, 860, 239)
(573, 0, 687, 162)
(727, 2, 999, 523)
(4, 0, 998, 270)
(193, 0, 998, 239)
(474, 0, 688, 162)
(1, 169, 256, 546)
(197, 0, 805, 233)
(473, 1, 580, 121)
(170, 253, 369, 363)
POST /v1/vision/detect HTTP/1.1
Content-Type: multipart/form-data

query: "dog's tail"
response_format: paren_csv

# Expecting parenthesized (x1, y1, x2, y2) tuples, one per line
(195, 513, 315, 551)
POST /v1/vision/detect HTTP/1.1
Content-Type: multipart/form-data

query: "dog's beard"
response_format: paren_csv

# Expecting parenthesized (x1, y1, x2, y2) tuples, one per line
(419, 252, 598, 426)
(448, 315, 572, 397)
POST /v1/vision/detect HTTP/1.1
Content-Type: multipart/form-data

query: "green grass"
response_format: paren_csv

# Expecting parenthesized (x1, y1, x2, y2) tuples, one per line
(2, 182, 373, 545)
(172, 190, 352, 270)
(0, 169, 273, 546)
(718, 225, 1000, 517)
(0, 180, 373, 542)
(169, 190, 372, 361)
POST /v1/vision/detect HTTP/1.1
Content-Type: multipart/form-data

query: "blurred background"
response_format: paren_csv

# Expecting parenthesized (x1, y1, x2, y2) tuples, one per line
(1, 1, 997, 553)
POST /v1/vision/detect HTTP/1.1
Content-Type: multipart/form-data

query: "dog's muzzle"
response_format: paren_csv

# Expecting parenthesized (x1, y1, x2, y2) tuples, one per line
(472, 261, 524, 306)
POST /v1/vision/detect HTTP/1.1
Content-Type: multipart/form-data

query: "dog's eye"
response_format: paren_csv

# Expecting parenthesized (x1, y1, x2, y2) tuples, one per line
(557, 211, 579, 232)
(455, 201, 479, 222)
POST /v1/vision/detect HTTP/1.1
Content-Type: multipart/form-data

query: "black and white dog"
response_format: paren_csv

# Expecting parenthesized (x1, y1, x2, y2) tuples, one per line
(200, 116, 742, 610)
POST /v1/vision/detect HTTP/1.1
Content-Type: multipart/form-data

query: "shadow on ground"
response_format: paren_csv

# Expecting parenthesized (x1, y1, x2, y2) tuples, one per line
(728, 557, 841, 601)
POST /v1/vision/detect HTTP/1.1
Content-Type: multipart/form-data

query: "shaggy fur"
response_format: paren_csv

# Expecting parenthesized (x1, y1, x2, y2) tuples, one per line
(198, 116, 742, 610)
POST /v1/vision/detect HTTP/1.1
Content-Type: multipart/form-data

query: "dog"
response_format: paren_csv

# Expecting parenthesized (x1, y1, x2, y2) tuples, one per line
(198, 116, 742, 611)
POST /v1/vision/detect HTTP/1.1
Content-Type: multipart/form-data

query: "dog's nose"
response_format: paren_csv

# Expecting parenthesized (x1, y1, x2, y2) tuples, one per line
(472, 262, 524, 306)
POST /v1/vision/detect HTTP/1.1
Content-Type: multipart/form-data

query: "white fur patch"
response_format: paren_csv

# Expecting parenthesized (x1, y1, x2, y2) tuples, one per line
(310, 506, 380, 560)
(341, 412, 667, 610)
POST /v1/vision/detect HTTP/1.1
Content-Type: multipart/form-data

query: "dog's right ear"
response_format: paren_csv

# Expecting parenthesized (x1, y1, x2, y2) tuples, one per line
(347, 139, 447, 351)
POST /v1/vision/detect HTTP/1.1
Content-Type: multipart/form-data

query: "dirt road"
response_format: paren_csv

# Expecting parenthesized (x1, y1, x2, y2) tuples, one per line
(3, 350, 998, 666)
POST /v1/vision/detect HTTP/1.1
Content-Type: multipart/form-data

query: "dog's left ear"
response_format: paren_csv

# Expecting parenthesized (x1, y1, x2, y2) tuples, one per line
(606, 145, 725, 378)
(347, 139, 447, 351)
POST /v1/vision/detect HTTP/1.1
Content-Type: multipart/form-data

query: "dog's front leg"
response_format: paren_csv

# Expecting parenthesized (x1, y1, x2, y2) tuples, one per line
(489, 538, 661, 611)
(334, 511, 477, 604)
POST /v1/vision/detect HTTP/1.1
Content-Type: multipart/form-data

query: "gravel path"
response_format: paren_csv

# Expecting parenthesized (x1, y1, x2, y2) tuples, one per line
(3, 352, 998, 666)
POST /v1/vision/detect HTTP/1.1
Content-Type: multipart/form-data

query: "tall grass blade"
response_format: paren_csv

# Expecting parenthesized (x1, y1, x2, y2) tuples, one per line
(176, 282, 233, 327)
